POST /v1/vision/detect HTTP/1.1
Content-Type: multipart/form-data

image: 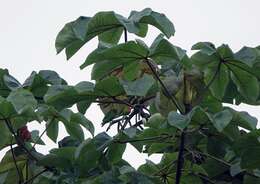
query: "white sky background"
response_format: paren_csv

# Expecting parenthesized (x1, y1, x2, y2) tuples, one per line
(0, 0, 260, 168)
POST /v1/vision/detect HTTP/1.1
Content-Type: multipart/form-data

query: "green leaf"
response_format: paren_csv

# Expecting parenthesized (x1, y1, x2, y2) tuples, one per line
(46, 118, 59, 143)
(95, 76, 125, 96)
(191, 52, 220, 70)
(59, 109, 84, 142)
(98, 27, 124, 45)
(3, 74, 21, 91)
(76, 100, 92, 114)
(44, 84, 95, 110)
(7, 89, 37, 113)
(80, 41, 148, 69)
(228, 61, 259, 102)
(0, 97, 17, 118)
(50, 147, 76, 163)
(30, 130, 45, 145)
(107, 143, 126, 164)
(204, 64, 229, 99)
(91, 60, 126, 80)
(232, 110, 257, 131)
(120, 74, 155, 96)
(0, 122, 12, 149)
(167, 111, 190, 130)
(122, 61, 140, 81)
(235, 46, 260, 67)
(212, 109, 233, 132)
(38, 153, 71, 169)
(217, 44, 234, 59)
(71, 113, 95, 136)
(0, 69, 11, 97)
(149, 35, 184, 65)
(55, 16, 91, 55)
(145, 113, 165, 128)
(233, 132, 260, 169)
(23, 72, 48, 98)
(38, 70, 67, 85)
(75, 139, 101, 174)
(129, 8, 175, 38)
(191, 42, 216, 55)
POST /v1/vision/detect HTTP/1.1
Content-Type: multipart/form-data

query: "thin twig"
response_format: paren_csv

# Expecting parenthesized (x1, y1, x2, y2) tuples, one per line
(114, 135, 172, 144)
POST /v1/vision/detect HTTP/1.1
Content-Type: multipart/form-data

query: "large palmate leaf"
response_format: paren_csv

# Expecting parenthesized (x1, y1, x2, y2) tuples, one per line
(80, 40, 149, 69)
(129, 8, 175, 38)
(56, 8, 174, 60)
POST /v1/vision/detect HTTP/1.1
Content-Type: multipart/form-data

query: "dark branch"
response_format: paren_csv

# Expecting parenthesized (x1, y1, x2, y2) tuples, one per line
(124, 27, 128, 43)
(10, 142, 23, 183)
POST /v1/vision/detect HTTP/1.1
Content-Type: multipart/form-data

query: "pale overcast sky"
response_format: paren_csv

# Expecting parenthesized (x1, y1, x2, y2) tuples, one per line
(0, 0, 260, 167)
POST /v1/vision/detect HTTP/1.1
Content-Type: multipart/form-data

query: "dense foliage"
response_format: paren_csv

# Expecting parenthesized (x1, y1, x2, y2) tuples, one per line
(0, 8, 260, 184)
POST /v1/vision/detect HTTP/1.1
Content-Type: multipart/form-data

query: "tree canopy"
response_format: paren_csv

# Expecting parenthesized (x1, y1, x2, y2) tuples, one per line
(0, 8, 260, 184)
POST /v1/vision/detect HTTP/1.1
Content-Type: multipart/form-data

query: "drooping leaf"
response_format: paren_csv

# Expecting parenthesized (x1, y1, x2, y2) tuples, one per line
(55, 16, 91, 56)
(191, 42, 216, 55)
(46, 118, 59, 143)
(71, 112, 95, 136)
(232, 110, 257, 131)
(59, 109, 84, 142)
(129, 8, 175, 38)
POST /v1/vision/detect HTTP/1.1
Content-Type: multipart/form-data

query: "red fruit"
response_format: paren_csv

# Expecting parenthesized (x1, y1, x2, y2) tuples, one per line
(19, 126, 31, 141)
